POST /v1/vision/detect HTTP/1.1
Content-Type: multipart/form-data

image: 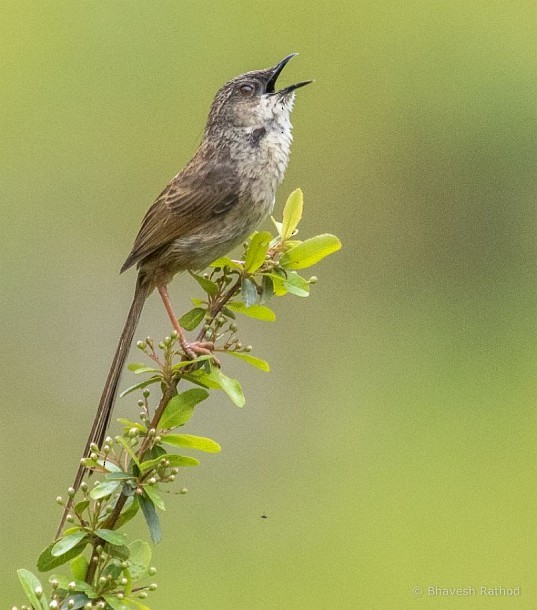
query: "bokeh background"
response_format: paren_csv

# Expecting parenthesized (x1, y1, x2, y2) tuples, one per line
(2, 1, 536, 608)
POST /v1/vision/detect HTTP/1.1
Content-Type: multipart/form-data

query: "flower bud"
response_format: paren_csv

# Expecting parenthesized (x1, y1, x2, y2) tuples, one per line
(180, 487, 188, 494)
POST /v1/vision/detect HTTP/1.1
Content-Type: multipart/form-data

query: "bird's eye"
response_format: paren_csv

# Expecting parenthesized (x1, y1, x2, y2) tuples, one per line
(239, 84, 255, 97)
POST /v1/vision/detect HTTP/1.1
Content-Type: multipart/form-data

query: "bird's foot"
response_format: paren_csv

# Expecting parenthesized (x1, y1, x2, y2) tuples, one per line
(181, 340, 220, 366)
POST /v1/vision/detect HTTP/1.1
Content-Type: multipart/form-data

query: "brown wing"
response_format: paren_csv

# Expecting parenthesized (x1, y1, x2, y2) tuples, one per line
(120, 155, 239, 273)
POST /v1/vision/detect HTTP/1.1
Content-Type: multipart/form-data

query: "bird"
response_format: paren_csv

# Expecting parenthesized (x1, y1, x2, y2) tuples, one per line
(57, 54, 311, 537)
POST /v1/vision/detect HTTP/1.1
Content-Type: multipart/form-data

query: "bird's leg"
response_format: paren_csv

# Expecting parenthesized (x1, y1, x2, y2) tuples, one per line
(157, 285, 214, 359)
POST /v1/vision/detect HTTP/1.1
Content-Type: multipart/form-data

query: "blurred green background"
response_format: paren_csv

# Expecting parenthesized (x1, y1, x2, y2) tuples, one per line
(2, 1, 536, 608)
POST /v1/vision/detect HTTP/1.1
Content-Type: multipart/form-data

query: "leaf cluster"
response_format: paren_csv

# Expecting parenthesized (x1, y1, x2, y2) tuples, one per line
(13, 189, 341, 610)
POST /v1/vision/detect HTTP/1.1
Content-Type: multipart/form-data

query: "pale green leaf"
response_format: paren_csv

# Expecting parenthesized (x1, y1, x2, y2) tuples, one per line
(279, 234, 341, 269)
(70, 555, 88, 582)
(226, 351, 270, 372)
(17, 569, 47, 610)
(271, 216, 283, 235)
(117, 418, 147, 433)
(51, 531, 87, 557)
(281, 188, 303, 240)
(140, 452, 199, 470)
(189, 271, 219, 295)
(207, 367, 245, 407)
(162, 434, 221, 453)
(117, 436, 141, 468)
(127, 540, 152, 581)
(160, 388, 209, 429)
(103, 594, 131, 610)
(90, 479, 121, 500)
(245, 231, 272, 273)
(127, 363, 160, 374)
(143, 486, 166, 511)
(210, 256, 243, 270)
(119, 376, 161, 398)
(95, 529, 127, 546)
(282, 271, 310, 297)
(179, 307, 206, 331)
(226, 301, 275, 321)
(37, 540, 88, 572)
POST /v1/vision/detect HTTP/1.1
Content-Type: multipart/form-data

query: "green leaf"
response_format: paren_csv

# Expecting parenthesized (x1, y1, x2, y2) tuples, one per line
(260, 274, 274, 303)
(190, 271, 219, 296)
(127, 363, 160, 375)
(61, 593, 92, 609)
(179, 307, 206, 331)
(282, 271, 310, 297)
(90, 479, 121, 500)
(105, 472, 135, 481)
(123, 599, 152, 610)
(117, 436, 141, 468)
(145, 486, 169, 511)
(95, 529, 127, 546)
(140, 452, 198, 470)
(183, 368, 222, 389)
(241, 277, 258, 307)
(74, 500, 90, 516)
(262, 272, 288, 296)
(117, 418, 148, 432)
(226, 351, 270, 372)
(245, 230, 272, 273)
(279, 234, 341, 269)
(51, 531, 87, 557)
(37, 540, 88, 572)
(162, 434, 221, 453)
(127, 540, 152, 581)
(210, 256, 243, 270)
(171, 354, 213, 371)
(270, 216, 283, 235)
(115, 496, 140, 529)
(105, 542, 131, 560)
(119, 376, 161, 398)
(139, 494, 161, 544)
(70, 554, 88, 581)
(226, 302, 276, 322)
(160, 388, 209, 429)
(103, 594, 131, 610)
(17, 569, 47, 610)
(206, 367, 245, 407)
(281, 188, 303, 239)
(48, 574, 96, 598)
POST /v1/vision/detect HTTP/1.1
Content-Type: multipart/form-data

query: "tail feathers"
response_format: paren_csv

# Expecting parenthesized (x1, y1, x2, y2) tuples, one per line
(55, 277, 148, 538)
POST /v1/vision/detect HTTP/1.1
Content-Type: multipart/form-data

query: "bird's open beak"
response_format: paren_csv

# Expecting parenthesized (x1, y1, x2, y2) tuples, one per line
(266, 53, 313, 95)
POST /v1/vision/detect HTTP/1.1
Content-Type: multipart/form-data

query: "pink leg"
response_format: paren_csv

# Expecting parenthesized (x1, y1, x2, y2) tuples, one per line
(157, 285, 214, 359)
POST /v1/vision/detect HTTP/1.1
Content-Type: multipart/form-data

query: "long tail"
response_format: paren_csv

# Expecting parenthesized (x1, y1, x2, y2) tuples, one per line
(56, 277, 148, 538)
